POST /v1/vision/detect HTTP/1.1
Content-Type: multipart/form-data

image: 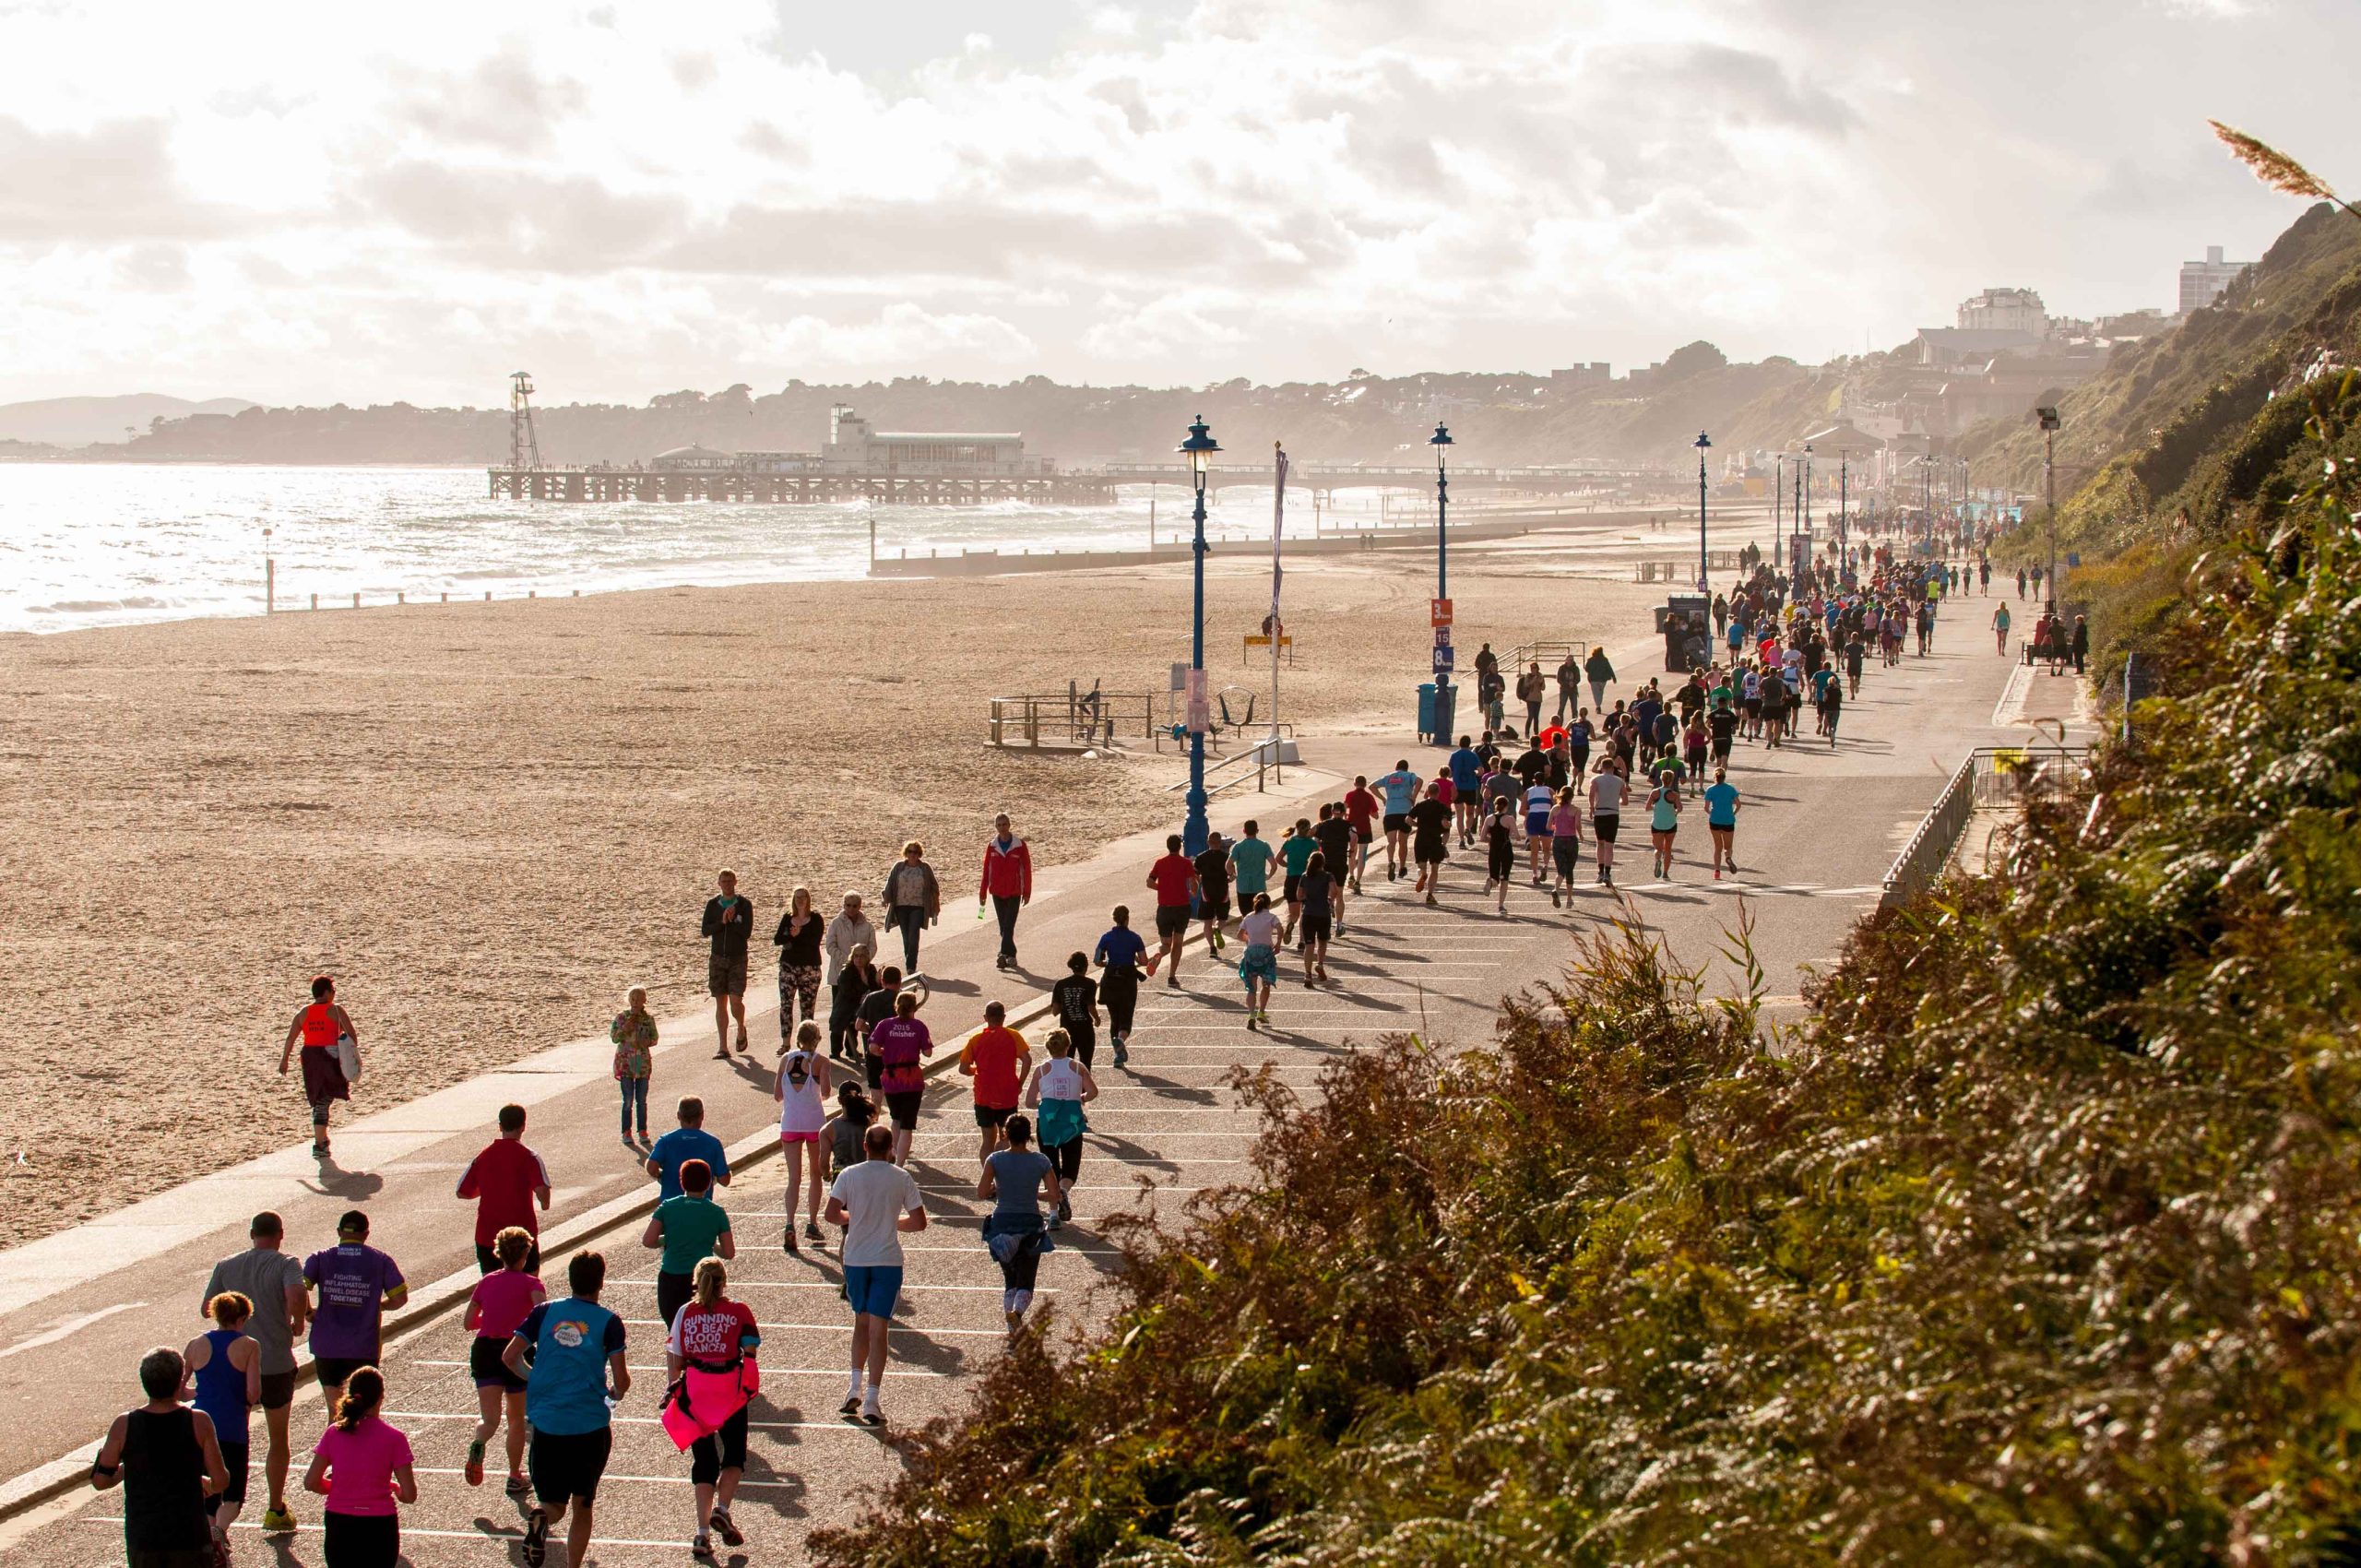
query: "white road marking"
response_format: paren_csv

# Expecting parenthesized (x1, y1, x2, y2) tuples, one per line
(0, 1302, 145, 1361)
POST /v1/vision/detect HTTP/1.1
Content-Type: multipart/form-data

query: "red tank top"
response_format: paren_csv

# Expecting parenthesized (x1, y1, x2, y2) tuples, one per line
(301, 1002, 339, 1050)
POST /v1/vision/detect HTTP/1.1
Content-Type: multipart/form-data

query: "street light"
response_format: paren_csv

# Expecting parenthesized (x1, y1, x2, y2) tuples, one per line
(1430, 421, 1455, 742)
(1178, 414, 1221, 856)
(2035, 405, 2060, 612)
(1802, 441, 1814, 572)
(1692, 432, 1711, 592)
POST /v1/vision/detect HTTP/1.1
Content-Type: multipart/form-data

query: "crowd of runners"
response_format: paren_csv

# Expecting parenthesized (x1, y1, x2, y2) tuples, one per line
(96, 538, 1975, 1568)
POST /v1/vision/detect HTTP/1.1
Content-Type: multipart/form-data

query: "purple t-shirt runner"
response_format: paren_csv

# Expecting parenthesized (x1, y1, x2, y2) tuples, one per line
(303, 1242, 406, 1360)
(869, 1016, 932, 1095)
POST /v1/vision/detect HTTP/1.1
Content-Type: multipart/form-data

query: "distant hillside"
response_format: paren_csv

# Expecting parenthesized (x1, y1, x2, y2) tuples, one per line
(111, 357, 1828, 471)
(0, 393, 254, 448)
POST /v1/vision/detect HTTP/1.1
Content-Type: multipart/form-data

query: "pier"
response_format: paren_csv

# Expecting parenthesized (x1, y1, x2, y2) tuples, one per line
(486, 468, 1115, 505)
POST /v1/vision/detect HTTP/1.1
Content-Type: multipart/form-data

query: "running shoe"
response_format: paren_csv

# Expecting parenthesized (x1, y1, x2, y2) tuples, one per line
(260, 1508, 297, 1534)
(1112, 1038, 1129, 1067)
(783, 1229, 801, 1255)
(804, 1220, 824, 1243)
(861, 1406, 887, 1427)
(711, 1508, 744, 1548)
(840, 1395, 863, 1416)
(1058, 1195, 1073, 1222)
(1425, 893, 1438, 907)
(1551, 887, 1561, 907)
(1245, 1015, 1257, 1032)
(523, 1509, 550, 1567)
(211, 1536, 231, 1568)
(504, 1474, 531, 1500)
(465, 1438, 487, 1488)
(692, 1533, 716, 1561)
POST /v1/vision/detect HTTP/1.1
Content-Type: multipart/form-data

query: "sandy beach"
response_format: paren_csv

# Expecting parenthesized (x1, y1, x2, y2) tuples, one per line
(0, 528, 1687, 1244)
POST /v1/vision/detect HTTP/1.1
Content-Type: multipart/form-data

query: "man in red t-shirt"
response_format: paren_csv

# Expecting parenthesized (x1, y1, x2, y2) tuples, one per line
(457, 1104, 552, 1273)
(1144, 833, 1200, 988)
(1342, 778, 1381, 895)
(957, 1000, 1033, 1165)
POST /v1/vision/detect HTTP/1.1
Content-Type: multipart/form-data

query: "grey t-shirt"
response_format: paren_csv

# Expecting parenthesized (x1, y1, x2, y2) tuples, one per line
(203, 1247, 306, 1374)
(986, 1149, 1054, 1219)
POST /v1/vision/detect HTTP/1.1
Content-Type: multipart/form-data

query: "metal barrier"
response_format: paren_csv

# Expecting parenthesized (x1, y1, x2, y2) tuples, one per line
(1881, 744, 2092, 906)
(987, 691, 1156, 751)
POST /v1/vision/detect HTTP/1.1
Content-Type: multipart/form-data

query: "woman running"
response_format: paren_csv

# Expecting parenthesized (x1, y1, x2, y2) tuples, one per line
(1523, 777, 1554, 886)
(976, 1114, 1061, 1336)
(868, 992, 933, 1167)
(776, 1021, 833, 1253)
(1236, 893, 1281, 1028)
(278, 975, 356, 1159)
(1547, 786, 1583, 907)
(1484, 797, 1516, 914)
(1740, 667, 1762, 742)
(460, 1227, 541, 1496)
(1588, 759, 1624, 887)
(773, 886, 825, 1042)
(1703, 768, 1741, 878)
(1025, 1031, 1097, 1226)
(303, 1368, 415, 1568)
(1646, 773, 1684, 880)
(1822, 672, 1844, 746)
(1093, 907, 1147, 1069)
(186, 1290, 262, 1560)
(1408, 781, 1453, 907)
(1297, 853, 1335, 985)
(665, 1257, 760, 1561)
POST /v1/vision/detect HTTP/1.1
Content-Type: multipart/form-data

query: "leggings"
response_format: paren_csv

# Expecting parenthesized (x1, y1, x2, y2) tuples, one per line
(1099, 968, 1139, 1038)
(690, 1406, 749, 1485)
(887, 907, 925, 970)
(997, 1233, 1043, 1291)
(1045, 1134, 1083, 1184)
(1065, 1028, 1096, 1069)
(777, 965, 821, 1032)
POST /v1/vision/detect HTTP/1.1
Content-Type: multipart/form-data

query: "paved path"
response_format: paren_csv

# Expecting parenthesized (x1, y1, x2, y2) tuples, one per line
(0, 591, 2085, 1564)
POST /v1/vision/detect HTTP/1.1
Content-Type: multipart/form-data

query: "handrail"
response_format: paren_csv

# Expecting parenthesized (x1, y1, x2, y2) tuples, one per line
(1881, 744, 2093, 907)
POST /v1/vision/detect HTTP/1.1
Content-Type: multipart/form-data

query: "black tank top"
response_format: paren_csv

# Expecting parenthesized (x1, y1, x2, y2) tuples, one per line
(123, 1408, 209, 1552)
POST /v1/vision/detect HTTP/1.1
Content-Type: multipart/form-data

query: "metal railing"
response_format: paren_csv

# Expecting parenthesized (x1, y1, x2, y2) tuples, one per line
(1882, 744, 2093, 906)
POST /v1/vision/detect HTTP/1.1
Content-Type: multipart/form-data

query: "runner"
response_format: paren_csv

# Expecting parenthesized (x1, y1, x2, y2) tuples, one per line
(505, 1252, 629, 1568)
(1647, 771, 1685, 880)
(1448, 736, 1483, 848)
(1277, 817, 1316, 941)
(959, 1000, 1032, 1167)
(459, 1227, 542, 1497)
(663, 1259, 760, 1562)
(1822, 671, 1844, 746)
(91, 1348, 229, 1568)
(1050, 953, 1100, 1069)
(1703, 767, 1741, 878)
(1311, 806, 1354, 934)
(979, 814, 1032, 972)
(1374, 760, 1421, 881)
(645, 1158, 734, 1332)
(1568, 710, 1594, 781)
(1740, 666, 1762, 742)
(303, 1366, 416, 1568)
(610, 988, 657, 1148)
(1025, 1030, 1097, 1224)
(1523, 774, 1554, 886)
(1992, 601, 2011, 656)
(1483, 797, 1515, 915)
(302, 1213, 407, 1411)
(277, 975, 355, 1159)
(1547, 786, 1584, 907)
(1809, 662, 1837, 737)
(1845, 631, 1867, 699)
(1192, 829, 1232, 956)
(870, 991, 935, 1163)
(881, 842, 942, 976)
(1145, 833, 1200, 987)
(1408, 780, 1453, 908)
(699, 870, 754, 1060)
(647, 1098, 732, 1200)
(184, 1290, 261, 1564)
(1761, 669, 1786, 749)
(457, 1104, 551, 1275)
(200, 1214, 307, 1538)
(773, 886, 825, 1038)
(775, 1022, 833, 1253)
(823, 1081, 875, 1187)
(1297, 852, 1335, 984)
(1093, 909, 1147, 1069)
(1236, 893, 1281, 1028)
(1588, 758, 1624, 887)
(1227, 820, 1276, 931)
(1341, 778, 1382, 888)
(977, 1114, 1061, 1336)
(825, 1124, 927, 1426)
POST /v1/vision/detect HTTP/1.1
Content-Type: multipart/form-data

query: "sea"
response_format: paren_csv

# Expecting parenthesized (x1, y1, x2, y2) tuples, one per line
(0, 463, 1369, 636)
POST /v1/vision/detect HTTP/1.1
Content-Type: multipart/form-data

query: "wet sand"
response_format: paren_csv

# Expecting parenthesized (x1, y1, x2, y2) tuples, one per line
(0, 537, 1662, 1244)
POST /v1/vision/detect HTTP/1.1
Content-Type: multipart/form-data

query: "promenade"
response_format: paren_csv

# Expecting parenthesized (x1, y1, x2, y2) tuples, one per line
(0, 586, 2086, 1564)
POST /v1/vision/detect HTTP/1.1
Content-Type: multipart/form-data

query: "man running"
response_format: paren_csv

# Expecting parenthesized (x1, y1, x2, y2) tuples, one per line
(1588, 759, 1624, 887)
(1227, 820, 1276, 927)
(700, 870, 754, 1060)
(302, 1211, 407, 1409)
(202, 1213, 307, 1535)
(1373, 760, 1421, 882)
(958, 1001, 1032, 1168)
(1408, 781, 1453, 907)
(826, 1124, 927, 1427)
(1311, 806, 1355, 935)
(1192, 830, 1232, 956)
(457, 1104, 552, 1275)
(1144, 834, 1199, 988)
(647, 1097, 732, 1200)
(1447, 737, 1483, 848)
(506, 1251, 629, 1568)
(91, 1348, 231, 1568)
(1341, 778, 1382, 890)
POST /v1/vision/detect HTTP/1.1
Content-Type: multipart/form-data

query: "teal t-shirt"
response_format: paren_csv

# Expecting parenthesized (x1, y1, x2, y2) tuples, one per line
(1703, 781, 1739, 826)
(1228, 837, 1275, 894)
(654, 1194, 731, 1277)
(1279, 835, 1317, 876)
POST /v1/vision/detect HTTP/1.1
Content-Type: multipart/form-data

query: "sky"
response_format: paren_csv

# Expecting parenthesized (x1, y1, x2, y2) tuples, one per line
(0, 0, 2349, 407)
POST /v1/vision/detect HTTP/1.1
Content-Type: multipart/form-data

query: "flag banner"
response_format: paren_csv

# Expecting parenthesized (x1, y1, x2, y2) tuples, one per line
(1271, 447, 1287, 627)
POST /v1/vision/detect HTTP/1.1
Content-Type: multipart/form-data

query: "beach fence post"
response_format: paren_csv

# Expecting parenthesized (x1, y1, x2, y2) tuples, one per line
(397, 592, 405, 605)
(310, 593, 317, 611)
(263, 527, 274, 615)
(351, 592, 360, 610)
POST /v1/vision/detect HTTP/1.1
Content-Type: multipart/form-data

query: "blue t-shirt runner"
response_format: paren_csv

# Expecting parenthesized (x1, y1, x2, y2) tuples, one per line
(1447, 746, 1481, 793)
(1227, 837, 1275, 897)
(648, 1125, 730, 1201)
(1703, 780, 1739, 827)
(1375, 768, 1420, 818)
(516, 1296, 624, 1436)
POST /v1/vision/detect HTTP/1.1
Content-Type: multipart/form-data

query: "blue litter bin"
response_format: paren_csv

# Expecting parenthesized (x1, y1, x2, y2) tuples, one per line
(1418, 682, 1438, 742)
(1432, 679, 1455, 746)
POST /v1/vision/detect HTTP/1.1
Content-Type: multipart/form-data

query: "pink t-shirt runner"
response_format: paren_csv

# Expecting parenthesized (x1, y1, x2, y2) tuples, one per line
(869, 1016, 933, 1095)
(468, 1270, 544, 1342)
(313, 1415, 415, 1517)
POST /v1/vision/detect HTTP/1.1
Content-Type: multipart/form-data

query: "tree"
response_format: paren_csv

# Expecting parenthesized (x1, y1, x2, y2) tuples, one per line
(1660, 340, 1729, 381)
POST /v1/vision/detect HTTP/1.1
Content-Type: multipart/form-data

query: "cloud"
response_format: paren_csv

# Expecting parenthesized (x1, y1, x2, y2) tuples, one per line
(0, 116, 241, 242)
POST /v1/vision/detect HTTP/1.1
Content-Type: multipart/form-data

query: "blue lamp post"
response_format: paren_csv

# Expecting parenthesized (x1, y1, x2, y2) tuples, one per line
(1692, 431, 1711, 591)
(1179, 414, 1220, 856)
(1430, 421, 1453, 740)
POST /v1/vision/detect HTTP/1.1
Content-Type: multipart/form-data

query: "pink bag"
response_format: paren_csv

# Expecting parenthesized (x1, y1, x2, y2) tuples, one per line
(660, 1361, 756, 1453)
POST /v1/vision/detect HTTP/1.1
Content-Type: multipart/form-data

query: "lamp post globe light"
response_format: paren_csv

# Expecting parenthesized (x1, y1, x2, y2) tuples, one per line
(1430, 421, 1454, 742)
(1179, 414, 1221, 856)
(1692, 432, 1711, 592)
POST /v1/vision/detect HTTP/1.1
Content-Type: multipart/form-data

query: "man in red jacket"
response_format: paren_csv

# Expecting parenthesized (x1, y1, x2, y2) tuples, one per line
(979, 814, 1033, 972)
